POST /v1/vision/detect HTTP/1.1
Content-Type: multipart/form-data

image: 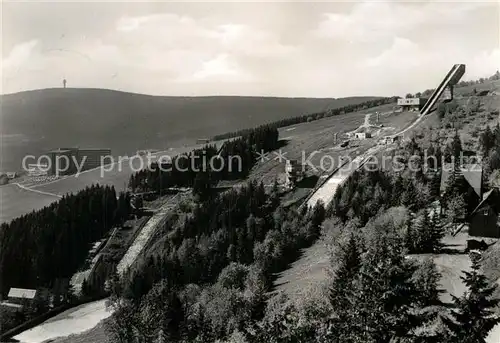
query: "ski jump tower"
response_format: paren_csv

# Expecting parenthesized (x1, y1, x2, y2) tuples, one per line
(420, 64, 466, 116)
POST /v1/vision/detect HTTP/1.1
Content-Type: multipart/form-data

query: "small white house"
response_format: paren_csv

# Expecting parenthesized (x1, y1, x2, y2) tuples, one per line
(8, 288, 37, 300)
(27, 163, 48, 176)
(355, 132, 372, 140)
(397, 98, 421, 111)
(0, 287, 44, 311)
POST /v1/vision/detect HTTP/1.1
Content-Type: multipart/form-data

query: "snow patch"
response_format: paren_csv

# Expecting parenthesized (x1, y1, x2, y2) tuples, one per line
(13, 299, 111, 343)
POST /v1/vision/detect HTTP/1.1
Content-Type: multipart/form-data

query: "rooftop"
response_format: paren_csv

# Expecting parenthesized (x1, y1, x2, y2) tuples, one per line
(440, 163, 482, 197)
(471, 188, 500, 215)
(0, 301, 24, 309)
(8, 288, 37, 299)
(48, 147, 111, 153)
(48, 148, 72, 154)
(77, 148, 111, 151)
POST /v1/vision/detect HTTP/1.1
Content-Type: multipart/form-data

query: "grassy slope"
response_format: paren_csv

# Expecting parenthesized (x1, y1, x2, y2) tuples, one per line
(455, 79, 500, 96)
(0, 88, 379, 172)
(270, 107, 427, 299)
(14, 81, 500, 342)
(0, 89, 378, 223)
(0, 184, 59, 223)
(271, 81, 500, 319)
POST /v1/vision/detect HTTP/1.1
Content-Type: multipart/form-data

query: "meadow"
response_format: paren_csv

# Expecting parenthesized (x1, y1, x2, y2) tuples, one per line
(1, 88, 379, 173)
(0, 184, 59, 224)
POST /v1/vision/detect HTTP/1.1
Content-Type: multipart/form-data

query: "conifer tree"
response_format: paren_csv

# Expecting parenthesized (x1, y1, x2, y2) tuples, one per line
(328, 232, 362, 337)
(411, 210, 443, 253)
(428, 211, 444, 252)
(445, 159, 466, 199)
(412, 258, 442, 307)
(447, 194, 466, 233)
(427, 144, 437, 169)
(430, 170, 442, 198)
(443, 253, 500, 343)
(480, 126, 495, 155)
(413, 210, 431, 252)
(391, 174, 404, 206)
(451, 131, 463, 161)
(336, 230, 424, 342)
(494, 123, 500, 147)
(360, 248, 420, 340)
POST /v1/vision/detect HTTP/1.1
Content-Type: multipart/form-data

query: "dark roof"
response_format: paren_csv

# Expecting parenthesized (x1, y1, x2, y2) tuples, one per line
(440, 164, 482, 197)
(48, 148, 72, 154)
(77, 148, 111, 151)
(49, 147, 111, 153)
(471, 188, 500, 216)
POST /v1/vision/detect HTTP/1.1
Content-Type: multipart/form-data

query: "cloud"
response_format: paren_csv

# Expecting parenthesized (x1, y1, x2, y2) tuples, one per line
(468, 48, 500, 79)
(116, 16, 151, 32)
(313, 1, 491, 43)
(182, 53, 254, 82)
(2, 40, 39, 70)
(107, 13, 294, 84)
(213, 23, 295, 58)
(1, 3, 498, 97)
(365, 37, 429, 68)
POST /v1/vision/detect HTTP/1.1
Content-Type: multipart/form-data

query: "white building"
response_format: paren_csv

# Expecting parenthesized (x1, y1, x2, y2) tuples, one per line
(27, 163, 49, 176)
(355, 132, 372, 140)
(284, 159, 303, 189)
(397, 98, 421, 111)
(0, 287, 44, 312)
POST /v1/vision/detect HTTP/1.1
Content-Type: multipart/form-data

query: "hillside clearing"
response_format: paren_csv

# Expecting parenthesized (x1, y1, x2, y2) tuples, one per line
(1, 88, 380, 173)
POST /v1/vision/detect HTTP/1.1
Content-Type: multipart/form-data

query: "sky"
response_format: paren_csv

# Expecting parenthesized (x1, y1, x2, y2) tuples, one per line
(1, 1, 499, 97)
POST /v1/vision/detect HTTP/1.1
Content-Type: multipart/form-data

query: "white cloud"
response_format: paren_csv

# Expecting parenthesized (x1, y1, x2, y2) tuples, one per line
(116, 16, 151, 32)
(468, 48, 500, 79)
(365, 37, 430, 68)
(180, 54, 254, 82)
(2, 40, 39, 70)
(213, 23, 295, 58)
(313, 2, 490, 42)
(108, 14, 293, 83)
(1, 3, 497, 97)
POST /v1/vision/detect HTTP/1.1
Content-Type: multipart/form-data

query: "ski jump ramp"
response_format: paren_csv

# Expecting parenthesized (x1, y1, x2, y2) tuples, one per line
(420, 64, 466, 116)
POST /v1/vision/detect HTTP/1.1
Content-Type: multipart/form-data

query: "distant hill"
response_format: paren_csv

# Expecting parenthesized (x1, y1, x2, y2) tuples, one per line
(0, 88, 380, 171)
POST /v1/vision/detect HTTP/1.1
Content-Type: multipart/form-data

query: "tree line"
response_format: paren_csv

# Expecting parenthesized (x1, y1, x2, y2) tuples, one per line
(245, 207, 499, 343)
(212, 97, 397, 141)
(101, 76, 500, 342)
(407, 70, 500, 100)
(105, 180, 327, 342)
(128, 125, 280, 195)
(105, 111, 500, 342)
(105, 170, 500, 342)
(0, 184, 131, 297)
(245, 153, 498, 342)
(480, 123, 500, 175)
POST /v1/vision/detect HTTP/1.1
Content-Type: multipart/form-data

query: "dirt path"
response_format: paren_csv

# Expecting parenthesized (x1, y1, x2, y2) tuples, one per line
(363, 113, 371, 127)
(13, 182, 62, 198)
